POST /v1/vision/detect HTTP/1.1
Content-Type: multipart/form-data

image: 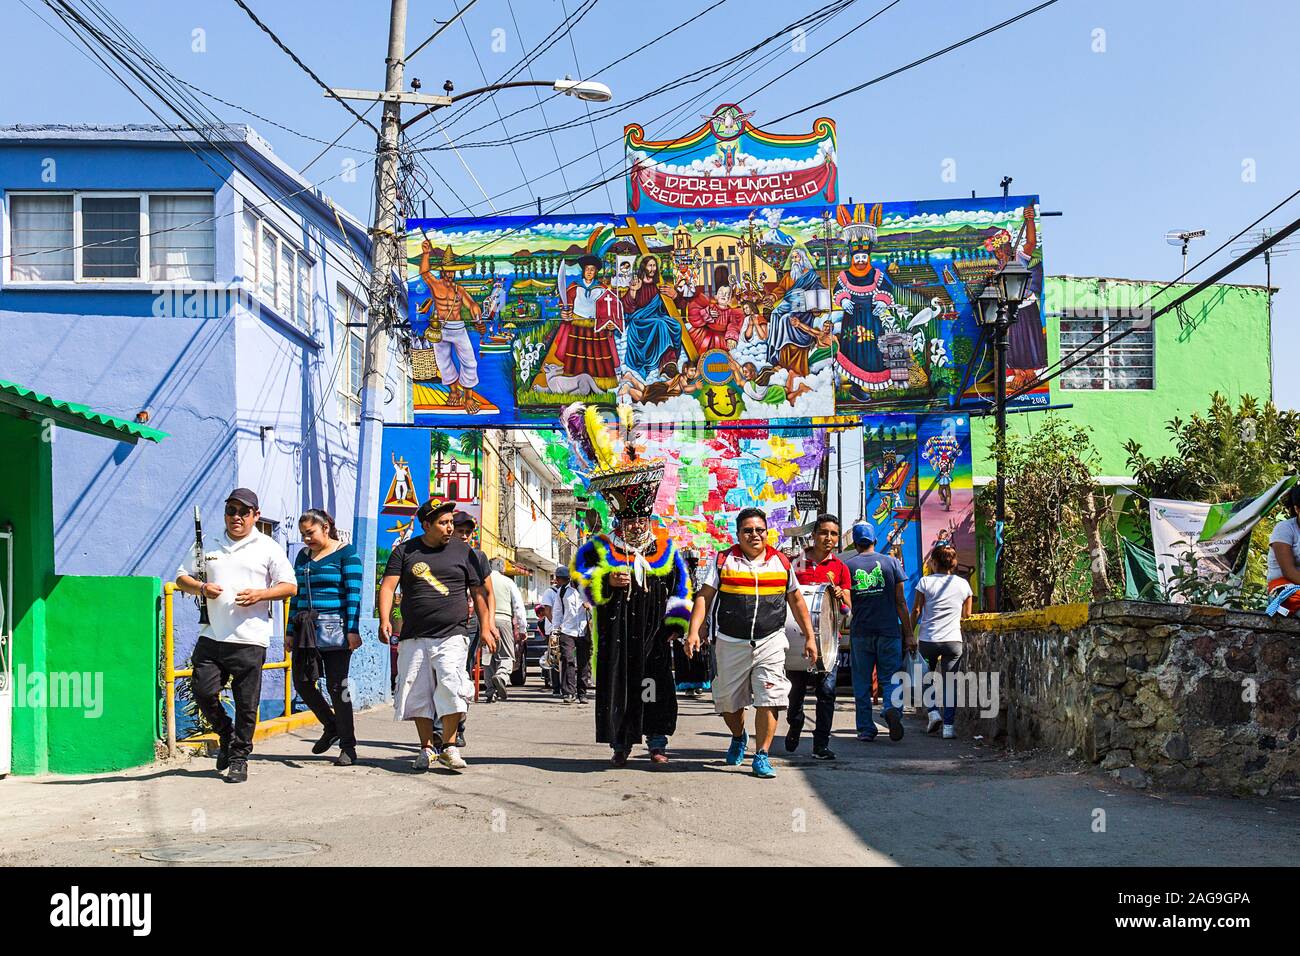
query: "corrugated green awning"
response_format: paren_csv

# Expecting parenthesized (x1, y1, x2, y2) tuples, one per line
(0, 379, 168, 445)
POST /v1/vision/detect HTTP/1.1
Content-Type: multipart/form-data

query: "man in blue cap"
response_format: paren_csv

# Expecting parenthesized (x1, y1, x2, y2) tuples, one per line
(844, 521, 914, 741)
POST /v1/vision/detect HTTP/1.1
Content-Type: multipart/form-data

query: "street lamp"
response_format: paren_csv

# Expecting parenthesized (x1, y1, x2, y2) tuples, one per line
(974, 262, 1030, 611)
(400, 77, 611, 129)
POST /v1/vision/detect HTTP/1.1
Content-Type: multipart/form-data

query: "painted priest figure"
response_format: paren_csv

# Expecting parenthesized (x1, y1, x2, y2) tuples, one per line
(571, 468, 692, 767)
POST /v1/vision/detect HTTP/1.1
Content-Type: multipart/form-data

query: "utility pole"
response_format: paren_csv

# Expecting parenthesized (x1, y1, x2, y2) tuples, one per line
(352, 0, 407, 621)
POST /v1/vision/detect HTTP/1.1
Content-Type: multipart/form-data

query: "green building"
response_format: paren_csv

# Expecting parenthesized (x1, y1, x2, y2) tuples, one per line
(0, 381, 166, 776)
(973, 275, 1273, 476)
(969, 275, 1273, 602)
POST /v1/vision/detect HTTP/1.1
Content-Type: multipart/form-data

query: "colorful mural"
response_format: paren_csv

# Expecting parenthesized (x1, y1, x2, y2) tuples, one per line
(624, 103, 837, 213)
(862, 413, 975, 601)
(636, 422, 829, 559)
(404, 196, 1046, 428)
(375, 426, 483, 586)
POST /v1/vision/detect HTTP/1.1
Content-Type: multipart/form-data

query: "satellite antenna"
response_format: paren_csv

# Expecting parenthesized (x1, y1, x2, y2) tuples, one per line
(1165, 229, 1206, 277)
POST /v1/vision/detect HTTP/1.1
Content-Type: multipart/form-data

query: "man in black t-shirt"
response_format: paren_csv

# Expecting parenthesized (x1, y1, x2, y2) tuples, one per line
(379, 497, 497, 772)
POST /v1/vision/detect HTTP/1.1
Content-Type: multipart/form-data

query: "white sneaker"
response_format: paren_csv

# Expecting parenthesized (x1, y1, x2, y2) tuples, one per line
(412, 747, 437, 771)
(927, 711, 942, 734)
(942, 725, 956, 739)
(438, 745, 468, 771)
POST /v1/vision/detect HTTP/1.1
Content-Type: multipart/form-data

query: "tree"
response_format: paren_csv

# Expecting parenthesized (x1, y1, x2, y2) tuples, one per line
(979, 414, 1113, 609)
(1124, 392, 1300, 598)
(430, 431, 452, 492)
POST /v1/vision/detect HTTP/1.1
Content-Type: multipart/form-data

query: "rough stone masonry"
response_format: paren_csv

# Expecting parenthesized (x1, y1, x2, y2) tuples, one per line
(959, 601, 1300, 796)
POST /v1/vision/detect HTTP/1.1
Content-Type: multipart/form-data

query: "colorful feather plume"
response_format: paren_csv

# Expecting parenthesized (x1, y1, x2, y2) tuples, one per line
(586, 405, 618, 471)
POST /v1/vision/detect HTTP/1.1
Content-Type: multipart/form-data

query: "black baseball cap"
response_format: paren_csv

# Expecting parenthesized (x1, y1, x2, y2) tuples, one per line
(452, 510, 477, 528)
(226, 488, 259, 510)
(416, 497, 455, 524)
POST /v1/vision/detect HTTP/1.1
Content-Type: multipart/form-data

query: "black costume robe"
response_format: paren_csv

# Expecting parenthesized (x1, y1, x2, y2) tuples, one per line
(572, 527, 692, 748)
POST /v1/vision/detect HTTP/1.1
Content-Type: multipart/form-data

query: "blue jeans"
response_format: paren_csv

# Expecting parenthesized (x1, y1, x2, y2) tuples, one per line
(614, 734, 667, 752)
(919, 641, 963, 726)
(850, 631, 903, 736)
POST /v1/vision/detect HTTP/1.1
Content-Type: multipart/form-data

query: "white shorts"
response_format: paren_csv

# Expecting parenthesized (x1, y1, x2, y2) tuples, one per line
(712, 634, 791, 714)
(432, 321, 479, 388)
(394, 634, 471, 721)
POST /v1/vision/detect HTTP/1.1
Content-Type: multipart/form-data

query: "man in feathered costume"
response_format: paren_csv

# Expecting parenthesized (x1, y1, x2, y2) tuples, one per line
(564, 403, 692, 766)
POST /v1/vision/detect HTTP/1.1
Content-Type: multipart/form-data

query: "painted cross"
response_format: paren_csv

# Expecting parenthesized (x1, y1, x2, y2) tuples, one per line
(614, 217, 658, 256)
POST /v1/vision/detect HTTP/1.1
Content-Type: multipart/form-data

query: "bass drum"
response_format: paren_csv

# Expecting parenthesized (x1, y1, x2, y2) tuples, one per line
(785, 583, 840, 673)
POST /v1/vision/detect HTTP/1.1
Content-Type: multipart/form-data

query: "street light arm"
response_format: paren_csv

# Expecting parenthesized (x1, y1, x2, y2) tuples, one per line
(401, 78, 610, 130)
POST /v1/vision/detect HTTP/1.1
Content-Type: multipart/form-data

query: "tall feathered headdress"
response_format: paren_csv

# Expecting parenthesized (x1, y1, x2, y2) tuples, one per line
(837, 202, 882, 254)
(561, 402, 662, 518)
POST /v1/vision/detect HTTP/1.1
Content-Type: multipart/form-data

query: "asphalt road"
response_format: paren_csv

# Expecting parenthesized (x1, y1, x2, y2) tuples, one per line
(2, 683, 1297, 866)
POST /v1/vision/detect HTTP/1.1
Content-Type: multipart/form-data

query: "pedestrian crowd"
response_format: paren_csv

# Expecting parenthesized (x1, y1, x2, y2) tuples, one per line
(178, 485, 977, 782)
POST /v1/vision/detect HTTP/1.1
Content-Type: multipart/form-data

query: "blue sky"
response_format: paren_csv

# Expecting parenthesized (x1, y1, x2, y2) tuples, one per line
(6, 0, 1298, 410)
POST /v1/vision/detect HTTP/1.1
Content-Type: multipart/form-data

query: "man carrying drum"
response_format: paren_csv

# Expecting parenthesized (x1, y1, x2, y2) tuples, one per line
(784, 513, 851, 760)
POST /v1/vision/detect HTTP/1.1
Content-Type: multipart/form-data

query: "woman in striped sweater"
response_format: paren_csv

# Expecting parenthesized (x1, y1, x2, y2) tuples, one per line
(287, 509, 364, 766)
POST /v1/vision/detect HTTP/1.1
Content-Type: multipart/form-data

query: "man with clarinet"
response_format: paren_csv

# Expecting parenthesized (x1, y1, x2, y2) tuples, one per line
(176, 488, 296, 782)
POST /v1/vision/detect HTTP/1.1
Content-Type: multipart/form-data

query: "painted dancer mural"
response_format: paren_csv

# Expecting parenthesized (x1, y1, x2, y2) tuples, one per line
(861, 413, 975, 604)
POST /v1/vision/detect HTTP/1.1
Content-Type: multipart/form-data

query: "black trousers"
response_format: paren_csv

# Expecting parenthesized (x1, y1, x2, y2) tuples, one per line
(559, 631, 592, 699)
(191, 636, 267, 760)
(786, 664, 838, 750)
(292, 649, 356, 748)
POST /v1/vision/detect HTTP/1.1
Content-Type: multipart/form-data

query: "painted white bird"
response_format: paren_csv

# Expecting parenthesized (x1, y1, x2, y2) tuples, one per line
(907, 297, 943, 331)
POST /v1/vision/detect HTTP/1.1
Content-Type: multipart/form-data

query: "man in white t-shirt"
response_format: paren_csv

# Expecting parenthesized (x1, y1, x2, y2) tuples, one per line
(552, 566, 592, 704)
(176, 488, 297, 782)
(537, 575, 563, 696)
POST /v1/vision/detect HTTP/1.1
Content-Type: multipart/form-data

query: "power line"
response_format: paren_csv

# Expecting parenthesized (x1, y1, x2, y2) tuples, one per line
(456, 13, 537, 206)
(418, 0, 859, 218)
(406, 0, 481, 62)
(1009, 204, 1300, 402)
(1019, 183, 1300, 396)
(230, 0, 380, 135)
(768, 0, 1061, 124)
(559, 0, 616, 210)
(410, 0, 737, 153)
(506, 0, 578, 213)
(30, 1, 373, 290)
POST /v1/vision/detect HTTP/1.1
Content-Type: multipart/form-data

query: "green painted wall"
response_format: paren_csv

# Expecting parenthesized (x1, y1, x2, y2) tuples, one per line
(44, 574, 160, 774)
(0, 413, 161, 775)
(972, 276, 1273, 476)
(0, 414, 54, 775)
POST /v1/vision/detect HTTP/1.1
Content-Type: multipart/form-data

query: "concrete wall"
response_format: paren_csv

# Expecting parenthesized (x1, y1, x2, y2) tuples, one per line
(961, 601, 1300, 796)
(972, 276, 1273, 476)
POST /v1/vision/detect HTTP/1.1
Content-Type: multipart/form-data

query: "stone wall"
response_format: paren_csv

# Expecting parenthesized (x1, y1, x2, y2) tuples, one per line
(959, 601, 1300, 796)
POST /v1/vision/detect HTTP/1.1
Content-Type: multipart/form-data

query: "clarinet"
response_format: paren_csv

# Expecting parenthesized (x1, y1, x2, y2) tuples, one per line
(193, 505, 209, 625)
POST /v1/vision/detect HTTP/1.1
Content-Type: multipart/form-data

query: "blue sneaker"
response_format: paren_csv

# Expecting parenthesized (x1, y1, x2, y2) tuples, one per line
(752, 750, 776, 778)
(725, 732, 748, 766)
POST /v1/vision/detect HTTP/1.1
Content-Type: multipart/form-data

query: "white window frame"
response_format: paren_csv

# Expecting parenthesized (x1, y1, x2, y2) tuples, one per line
(5, 189, 215, 286)
(335, 285, 365, 426)
(242, 208, 315, 333)
(1058, 310, 1156, 392)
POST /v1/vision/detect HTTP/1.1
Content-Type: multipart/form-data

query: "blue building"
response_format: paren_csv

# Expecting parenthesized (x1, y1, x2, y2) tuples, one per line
(0, 124, 408, 720)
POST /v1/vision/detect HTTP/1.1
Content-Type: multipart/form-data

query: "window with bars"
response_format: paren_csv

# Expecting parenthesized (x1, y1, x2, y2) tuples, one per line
(1059, 312, 1154, 390)
(242, 209, 314, 332)
(335, 286, 365, 425)
(7, 191, 213, 282)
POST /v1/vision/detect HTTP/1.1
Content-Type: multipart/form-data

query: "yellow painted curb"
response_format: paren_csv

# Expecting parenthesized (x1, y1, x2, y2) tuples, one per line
(964, 602, 1091, 633)
(179, 711, 321, 752)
